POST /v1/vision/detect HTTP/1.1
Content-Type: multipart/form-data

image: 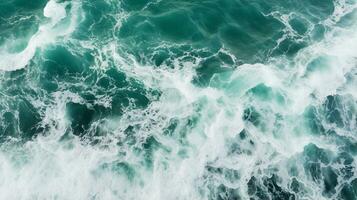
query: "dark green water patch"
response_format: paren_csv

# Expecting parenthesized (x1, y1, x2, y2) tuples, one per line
(0, 0, 46, 49)
(339, 179, 357, 200)
(75, 0, 118, 42)
(247, 175, 295, 200)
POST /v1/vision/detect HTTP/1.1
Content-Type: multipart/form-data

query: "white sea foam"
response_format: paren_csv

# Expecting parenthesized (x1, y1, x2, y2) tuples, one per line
(0, 0, 356, 199)
(0, 0, 82, 72)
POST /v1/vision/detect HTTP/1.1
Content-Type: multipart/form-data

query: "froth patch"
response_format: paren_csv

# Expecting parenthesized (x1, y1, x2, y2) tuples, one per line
(44, 0, 67, 25)
(0, 0, 79, 72)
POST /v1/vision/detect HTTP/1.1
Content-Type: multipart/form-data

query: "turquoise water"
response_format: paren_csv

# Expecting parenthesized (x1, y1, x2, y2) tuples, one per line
(0, 0, 357, 199)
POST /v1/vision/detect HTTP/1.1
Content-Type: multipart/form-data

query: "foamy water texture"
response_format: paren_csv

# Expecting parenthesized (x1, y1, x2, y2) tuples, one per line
(0, 0, 357, 199)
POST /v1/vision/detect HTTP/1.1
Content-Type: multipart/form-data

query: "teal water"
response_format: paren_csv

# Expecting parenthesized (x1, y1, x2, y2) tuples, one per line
(0, 0, 357, 199)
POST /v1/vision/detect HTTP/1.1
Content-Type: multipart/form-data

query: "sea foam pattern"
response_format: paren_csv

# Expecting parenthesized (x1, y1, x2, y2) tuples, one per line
(0, 0, 357, 199)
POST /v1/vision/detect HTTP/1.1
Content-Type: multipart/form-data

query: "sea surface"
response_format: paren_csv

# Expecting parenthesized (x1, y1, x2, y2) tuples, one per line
(0, 0, 357, 199)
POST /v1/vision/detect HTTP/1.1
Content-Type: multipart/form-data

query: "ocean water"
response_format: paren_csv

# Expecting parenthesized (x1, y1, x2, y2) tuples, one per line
(0, 0, 357, 199)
